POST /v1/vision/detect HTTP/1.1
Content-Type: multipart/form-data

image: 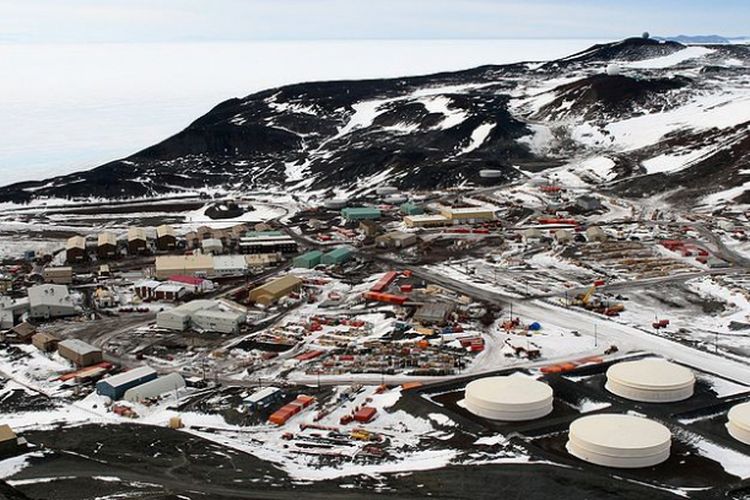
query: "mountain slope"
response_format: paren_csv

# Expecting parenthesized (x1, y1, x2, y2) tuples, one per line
(1, 38, 749, 206)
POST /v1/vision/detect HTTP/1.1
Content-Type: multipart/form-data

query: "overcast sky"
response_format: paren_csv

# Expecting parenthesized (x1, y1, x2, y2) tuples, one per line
(1, 0, 747, 43)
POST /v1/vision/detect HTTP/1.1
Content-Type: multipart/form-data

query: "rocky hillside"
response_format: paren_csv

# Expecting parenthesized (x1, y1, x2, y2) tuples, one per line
(1, 37, 748, 206)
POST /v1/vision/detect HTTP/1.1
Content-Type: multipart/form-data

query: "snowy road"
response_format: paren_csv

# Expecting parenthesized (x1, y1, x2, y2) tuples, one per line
(412, 266, 750, 385)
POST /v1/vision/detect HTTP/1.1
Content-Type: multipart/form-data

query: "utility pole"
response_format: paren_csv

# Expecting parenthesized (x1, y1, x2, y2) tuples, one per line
(594, 322, 598, 348)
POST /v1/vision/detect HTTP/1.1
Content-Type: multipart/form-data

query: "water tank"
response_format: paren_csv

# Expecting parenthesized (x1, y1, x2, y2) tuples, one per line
(567, 414, 671, 468)
(727, 402, 750, 445)
(479, 169, 503, 179)
(384, 194, 407, 204)
(605, 359, 695, 403)
(324, 198, 348, 209)
(606, 64, 621, 76)
(463, 376, 553, 421)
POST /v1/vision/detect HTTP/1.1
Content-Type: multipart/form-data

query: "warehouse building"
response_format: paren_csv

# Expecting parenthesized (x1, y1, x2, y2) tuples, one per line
(213, 255, 248, 276)
(341, 207, 381, 221)
(567, 414, 671, 468)
(43, 266, 73, 285)
(605, 359, 695, 403)
(414, 303, 454, 325)
(124, 372, 186, 402)
(375, 231, 417, 249)
(168, 275, 213, 294)
(66, 236, 87, 263)
(97, 232, 118, 260)
(400, 202, 424, 215)
(248, 275, 303, 306)
(403, 214, 449, 228)
(245, 252, 283, 269)
(463, 376, 554, 421)
(28, 284, 77, 319)
(156, 300, 214, 331)
(127, 227, 148, 254)
(154, 254, 213, 279)
(321, 246, 354, 266)
(293, 250, 323, 269)
(439, 206, 494, 223)
(192, 308, 244, 334)
(134, 279, 160, 299)
(153, 283, 187, 302)
(239, 231, 298, 255)
(244, 387, 283, 412)
(156, 299, 244, 333)
(32, 331, 60, 352)
(156, 225, 177, 251)
(96, 366, 158, 400)
(58, 339, 102, 367)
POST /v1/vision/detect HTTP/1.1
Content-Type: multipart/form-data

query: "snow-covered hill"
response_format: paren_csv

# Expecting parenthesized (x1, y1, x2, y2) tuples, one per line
(1, 37, 748, 207)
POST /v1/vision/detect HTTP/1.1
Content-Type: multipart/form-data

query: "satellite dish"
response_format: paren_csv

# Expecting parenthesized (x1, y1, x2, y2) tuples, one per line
(642, 31, 650, 39)
(606, 64, 621, 76)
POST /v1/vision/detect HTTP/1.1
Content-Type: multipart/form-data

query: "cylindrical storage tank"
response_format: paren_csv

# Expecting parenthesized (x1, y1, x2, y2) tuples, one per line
(324, 198, 348, 209)
(727, 402, 750, 446)
(384, 194, 407, 204)
(463, 376, 553, 421)
(605, 359, 695, 403)
(567, 414, 671, 468)
(376, 186, 398, 195)
(479, 169, 503, 179)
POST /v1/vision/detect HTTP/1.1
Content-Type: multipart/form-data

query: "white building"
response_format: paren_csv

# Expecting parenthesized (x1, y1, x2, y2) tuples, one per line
(213, 255, 248, 276)
(27, 284, 77, 320)
(156, 299, 244, 333)
(201, 238, 224, 254)
(192, 308, 244, 334)
(123, 372, 186, 402)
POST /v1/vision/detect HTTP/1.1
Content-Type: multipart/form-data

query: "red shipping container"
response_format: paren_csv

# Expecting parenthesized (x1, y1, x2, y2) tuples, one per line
(354, 406, 377, 423)
(400, 284, 413, 293)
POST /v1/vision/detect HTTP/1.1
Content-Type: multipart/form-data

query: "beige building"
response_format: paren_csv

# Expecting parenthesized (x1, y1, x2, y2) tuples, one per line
(403, 214, 449, 228)
(127, 227, 148, 254)
(156, 225, 177, 251)
(155, 254, 214, 279)
(66, 236, 87, 263)
(97, 232, 118, 260)
(43, 266, 73, 284)
(439, 206, 495, 223)
(245, 253, 283, 268)
(248, 275, 303, 306)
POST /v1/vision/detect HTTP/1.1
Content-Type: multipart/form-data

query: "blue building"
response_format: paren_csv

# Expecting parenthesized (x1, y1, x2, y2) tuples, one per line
(243, 386, 284, 412)
(96, 366, 158, 400)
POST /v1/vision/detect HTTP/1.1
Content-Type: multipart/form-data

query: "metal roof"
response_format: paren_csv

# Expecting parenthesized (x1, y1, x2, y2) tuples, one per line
(99, 366, 157, 389)
(58, 338, 100, 356)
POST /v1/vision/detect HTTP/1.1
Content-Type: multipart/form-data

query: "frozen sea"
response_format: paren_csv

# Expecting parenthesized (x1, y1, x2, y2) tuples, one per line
(0, 39, 606, 187)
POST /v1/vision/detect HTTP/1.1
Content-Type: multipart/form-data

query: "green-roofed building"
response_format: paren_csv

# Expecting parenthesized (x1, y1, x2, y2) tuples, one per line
(341, 207, 381, 221)
(293, 250, 323, 269)
(400, 202, 424, 215)
(321, 246, 354, 265)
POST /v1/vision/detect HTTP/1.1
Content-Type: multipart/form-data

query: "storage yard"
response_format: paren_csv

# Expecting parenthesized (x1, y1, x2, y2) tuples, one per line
(1, 183, 750, 498)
